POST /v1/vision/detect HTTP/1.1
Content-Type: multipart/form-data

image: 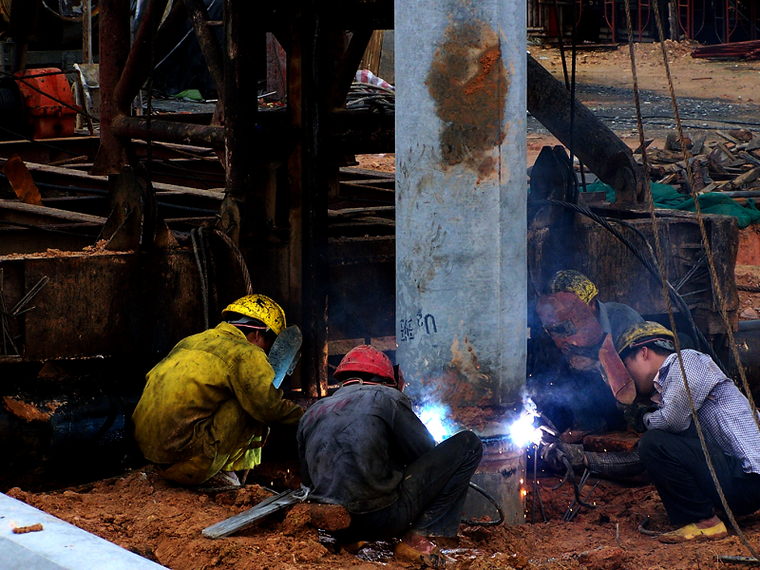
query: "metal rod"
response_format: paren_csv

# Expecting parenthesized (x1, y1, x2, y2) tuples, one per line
(566, 479, 600, 522)
(532, 445, 538, 524)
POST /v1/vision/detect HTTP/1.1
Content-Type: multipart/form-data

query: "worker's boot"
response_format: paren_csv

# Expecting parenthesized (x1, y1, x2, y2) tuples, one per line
(394, 532, 455, 568)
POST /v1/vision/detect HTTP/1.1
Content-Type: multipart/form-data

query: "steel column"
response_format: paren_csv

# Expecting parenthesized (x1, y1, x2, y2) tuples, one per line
(396, 0, 527, 412)
(91, 0, 132, 175)
(287, 7, 330, 398)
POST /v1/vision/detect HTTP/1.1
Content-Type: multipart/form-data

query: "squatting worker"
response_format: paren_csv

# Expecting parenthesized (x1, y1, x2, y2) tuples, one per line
(132, 294, 303, 488)
(532, 270, 644, 433)
(297, 345, 482, 568)
(617, 321, 760, 542)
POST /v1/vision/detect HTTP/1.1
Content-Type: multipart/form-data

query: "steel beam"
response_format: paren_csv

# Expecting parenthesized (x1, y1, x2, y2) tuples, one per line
(91, 0, 131, 175)
(527, 54, 644, 204)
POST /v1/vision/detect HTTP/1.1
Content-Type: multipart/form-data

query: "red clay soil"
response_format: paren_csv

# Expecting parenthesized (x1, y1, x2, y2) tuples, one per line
(7, 460, 760, 570)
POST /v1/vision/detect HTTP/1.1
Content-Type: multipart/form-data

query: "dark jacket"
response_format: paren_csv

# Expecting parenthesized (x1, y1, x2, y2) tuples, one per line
(297, 383, 435, 513)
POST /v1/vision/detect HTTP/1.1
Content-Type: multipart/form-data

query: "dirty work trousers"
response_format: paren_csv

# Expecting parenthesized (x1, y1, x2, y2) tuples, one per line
(155, 399, 265, 486)
(338, 430, 483, 541)
(638, 427, 760, 526)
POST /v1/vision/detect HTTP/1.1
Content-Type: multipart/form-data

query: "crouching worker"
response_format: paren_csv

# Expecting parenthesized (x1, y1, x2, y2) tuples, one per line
(543, 321, 760, 543)
(297, 345, 482, 568)
(132, 294, 304, 489)
(617, 321, 760, 542)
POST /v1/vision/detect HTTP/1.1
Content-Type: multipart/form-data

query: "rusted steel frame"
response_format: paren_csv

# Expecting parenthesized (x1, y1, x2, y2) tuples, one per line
(527, 54, 644, 204)
(113, 0, 188, 112)
(327, 28, 374, 110)
(183, 0, 225, 99)
(287, 9, 330, 397)
(112, 115, 225, 149)
(91, 0, 132, 175)
(223, 0, 260, 199)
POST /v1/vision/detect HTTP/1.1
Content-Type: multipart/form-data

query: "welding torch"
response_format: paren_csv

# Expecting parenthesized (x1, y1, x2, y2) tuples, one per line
(533, 416, 596, 511)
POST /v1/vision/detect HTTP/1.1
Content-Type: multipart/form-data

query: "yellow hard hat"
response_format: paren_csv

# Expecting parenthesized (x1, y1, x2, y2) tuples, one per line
(548, 270, 599, 305)
(616, 321, 676, 356)
(222, 294, 286, 336)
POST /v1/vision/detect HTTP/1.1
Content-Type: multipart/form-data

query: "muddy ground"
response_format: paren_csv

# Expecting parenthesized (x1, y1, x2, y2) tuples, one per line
(8, 42, 760, 570)
(8, 463, 760, 570)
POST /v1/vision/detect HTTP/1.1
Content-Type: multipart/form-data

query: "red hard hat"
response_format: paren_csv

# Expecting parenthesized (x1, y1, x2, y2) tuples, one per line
(334, 345, 395, 383)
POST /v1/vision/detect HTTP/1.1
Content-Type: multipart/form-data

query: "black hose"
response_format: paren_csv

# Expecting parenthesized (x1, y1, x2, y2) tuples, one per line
(461, 482, 504, 526)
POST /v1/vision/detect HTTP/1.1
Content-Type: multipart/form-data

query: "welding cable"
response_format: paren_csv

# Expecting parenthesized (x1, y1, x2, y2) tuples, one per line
(460, 482, 504, 526)
(154, 0, 221, 71)
(213, 229, 254, 296)
(563, 462, 595, 511)
(565, 479, 601, 523)
(628, 2, 760, 561)
(637, 516, 660, 537)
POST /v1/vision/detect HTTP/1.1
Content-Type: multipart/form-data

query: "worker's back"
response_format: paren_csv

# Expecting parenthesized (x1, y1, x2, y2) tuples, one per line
(297, 383, 435, 513)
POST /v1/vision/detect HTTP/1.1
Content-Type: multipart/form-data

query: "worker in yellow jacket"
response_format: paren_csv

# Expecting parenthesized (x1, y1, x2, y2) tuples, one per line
(132, 294, 304, 488)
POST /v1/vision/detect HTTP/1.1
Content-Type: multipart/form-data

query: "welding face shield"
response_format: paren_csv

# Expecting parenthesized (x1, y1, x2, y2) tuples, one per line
(536, 291, 606, 371)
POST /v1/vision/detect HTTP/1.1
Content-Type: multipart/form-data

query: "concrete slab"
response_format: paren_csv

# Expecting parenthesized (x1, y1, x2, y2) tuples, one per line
(0, 493, 168, 570)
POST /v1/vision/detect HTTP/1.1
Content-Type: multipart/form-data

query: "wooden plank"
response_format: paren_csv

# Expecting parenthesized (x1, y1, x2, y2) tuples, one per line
(0, 199, 106, 224)
(1, 159, 225, 200)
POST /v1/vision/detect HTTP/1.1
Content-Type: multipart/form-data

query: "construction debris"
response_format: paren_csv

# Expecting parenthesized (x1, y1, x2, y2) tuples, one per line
(692, 40, 760, 60)
(640, 129, 760, 199)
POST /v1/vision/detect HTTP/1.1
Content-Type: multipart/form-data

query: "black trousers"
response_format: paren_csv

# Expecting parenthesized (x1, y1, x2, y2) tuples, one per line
(638, 427, 760, 526)
(340, 430, 483, 542)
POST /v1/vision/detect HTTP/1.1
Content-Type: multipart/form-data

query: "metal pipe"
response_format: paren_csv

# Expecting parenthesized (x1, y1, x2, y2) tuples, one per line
(396, 0, 527, 411)
(396, 0, 527, 521)
(112, 115, 225, 148)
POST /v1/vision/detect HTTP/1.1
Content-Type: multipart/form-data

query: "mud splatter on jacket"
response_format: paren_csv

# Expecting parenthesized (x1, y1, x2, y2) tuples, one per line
(297, 384, 435, 513)
(132, 322, 303, 465)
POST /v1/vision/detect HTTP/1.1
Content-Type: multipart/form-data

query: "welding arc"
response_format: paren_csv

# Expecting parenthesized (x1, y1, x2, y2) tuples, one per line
(460, 482, 504, 526)
(543, 198, 726, 374)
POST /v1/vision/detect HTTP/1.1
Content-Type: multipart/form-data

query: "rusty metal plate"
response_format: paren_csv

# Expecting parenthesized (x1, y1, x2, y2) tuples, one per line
(20, 251, 203, 361)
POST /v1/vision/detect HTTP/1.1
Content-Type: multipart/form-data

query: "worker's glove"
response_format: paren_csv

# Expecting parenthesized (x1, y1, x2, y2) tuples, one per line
(618, 401, 658, 433)
(539, 441, 586, 474)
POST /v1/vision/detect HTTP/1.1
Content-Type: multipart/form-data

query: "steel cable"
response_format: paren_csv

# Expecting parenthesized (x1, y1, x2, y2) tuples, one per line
(623, 0, 760, 559)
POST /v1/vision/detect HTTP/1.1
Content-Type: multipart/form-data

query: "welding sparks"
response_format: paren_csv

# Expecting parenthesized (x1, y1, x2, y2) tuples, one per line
(418, 403, 458, 443)
(507, 397, 543, 447)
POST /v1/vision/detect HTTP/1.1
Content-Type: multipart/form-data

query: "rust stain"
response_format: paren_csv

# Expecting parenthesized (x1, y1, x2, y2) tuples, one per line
(463, 46, 501, 96)
(426, 21, 508, 178)
(3, 396, 57, 422)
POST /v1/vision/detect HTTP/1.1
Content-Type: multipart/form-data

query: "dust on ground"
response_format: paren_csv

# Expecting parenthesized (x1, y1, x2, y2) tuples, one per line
(8, 463, 760, 570)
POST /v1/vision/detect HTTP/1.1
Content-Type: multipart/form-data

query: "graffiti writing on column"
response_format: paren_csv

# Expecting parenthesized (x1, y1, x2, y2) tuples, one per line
(399, 312, 438, 341)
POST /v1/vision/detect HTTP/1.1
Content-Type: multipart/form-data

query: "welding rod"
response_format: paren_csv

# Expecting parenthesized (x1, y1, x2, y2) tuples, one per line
(536, 483, 548, 523)
(532, 445, 538, 524)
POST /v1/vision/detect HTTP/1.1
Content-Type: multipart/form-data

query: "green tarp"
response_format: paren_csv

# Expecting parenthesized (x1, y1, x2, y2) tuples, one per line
(584, 181, 760, 229)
